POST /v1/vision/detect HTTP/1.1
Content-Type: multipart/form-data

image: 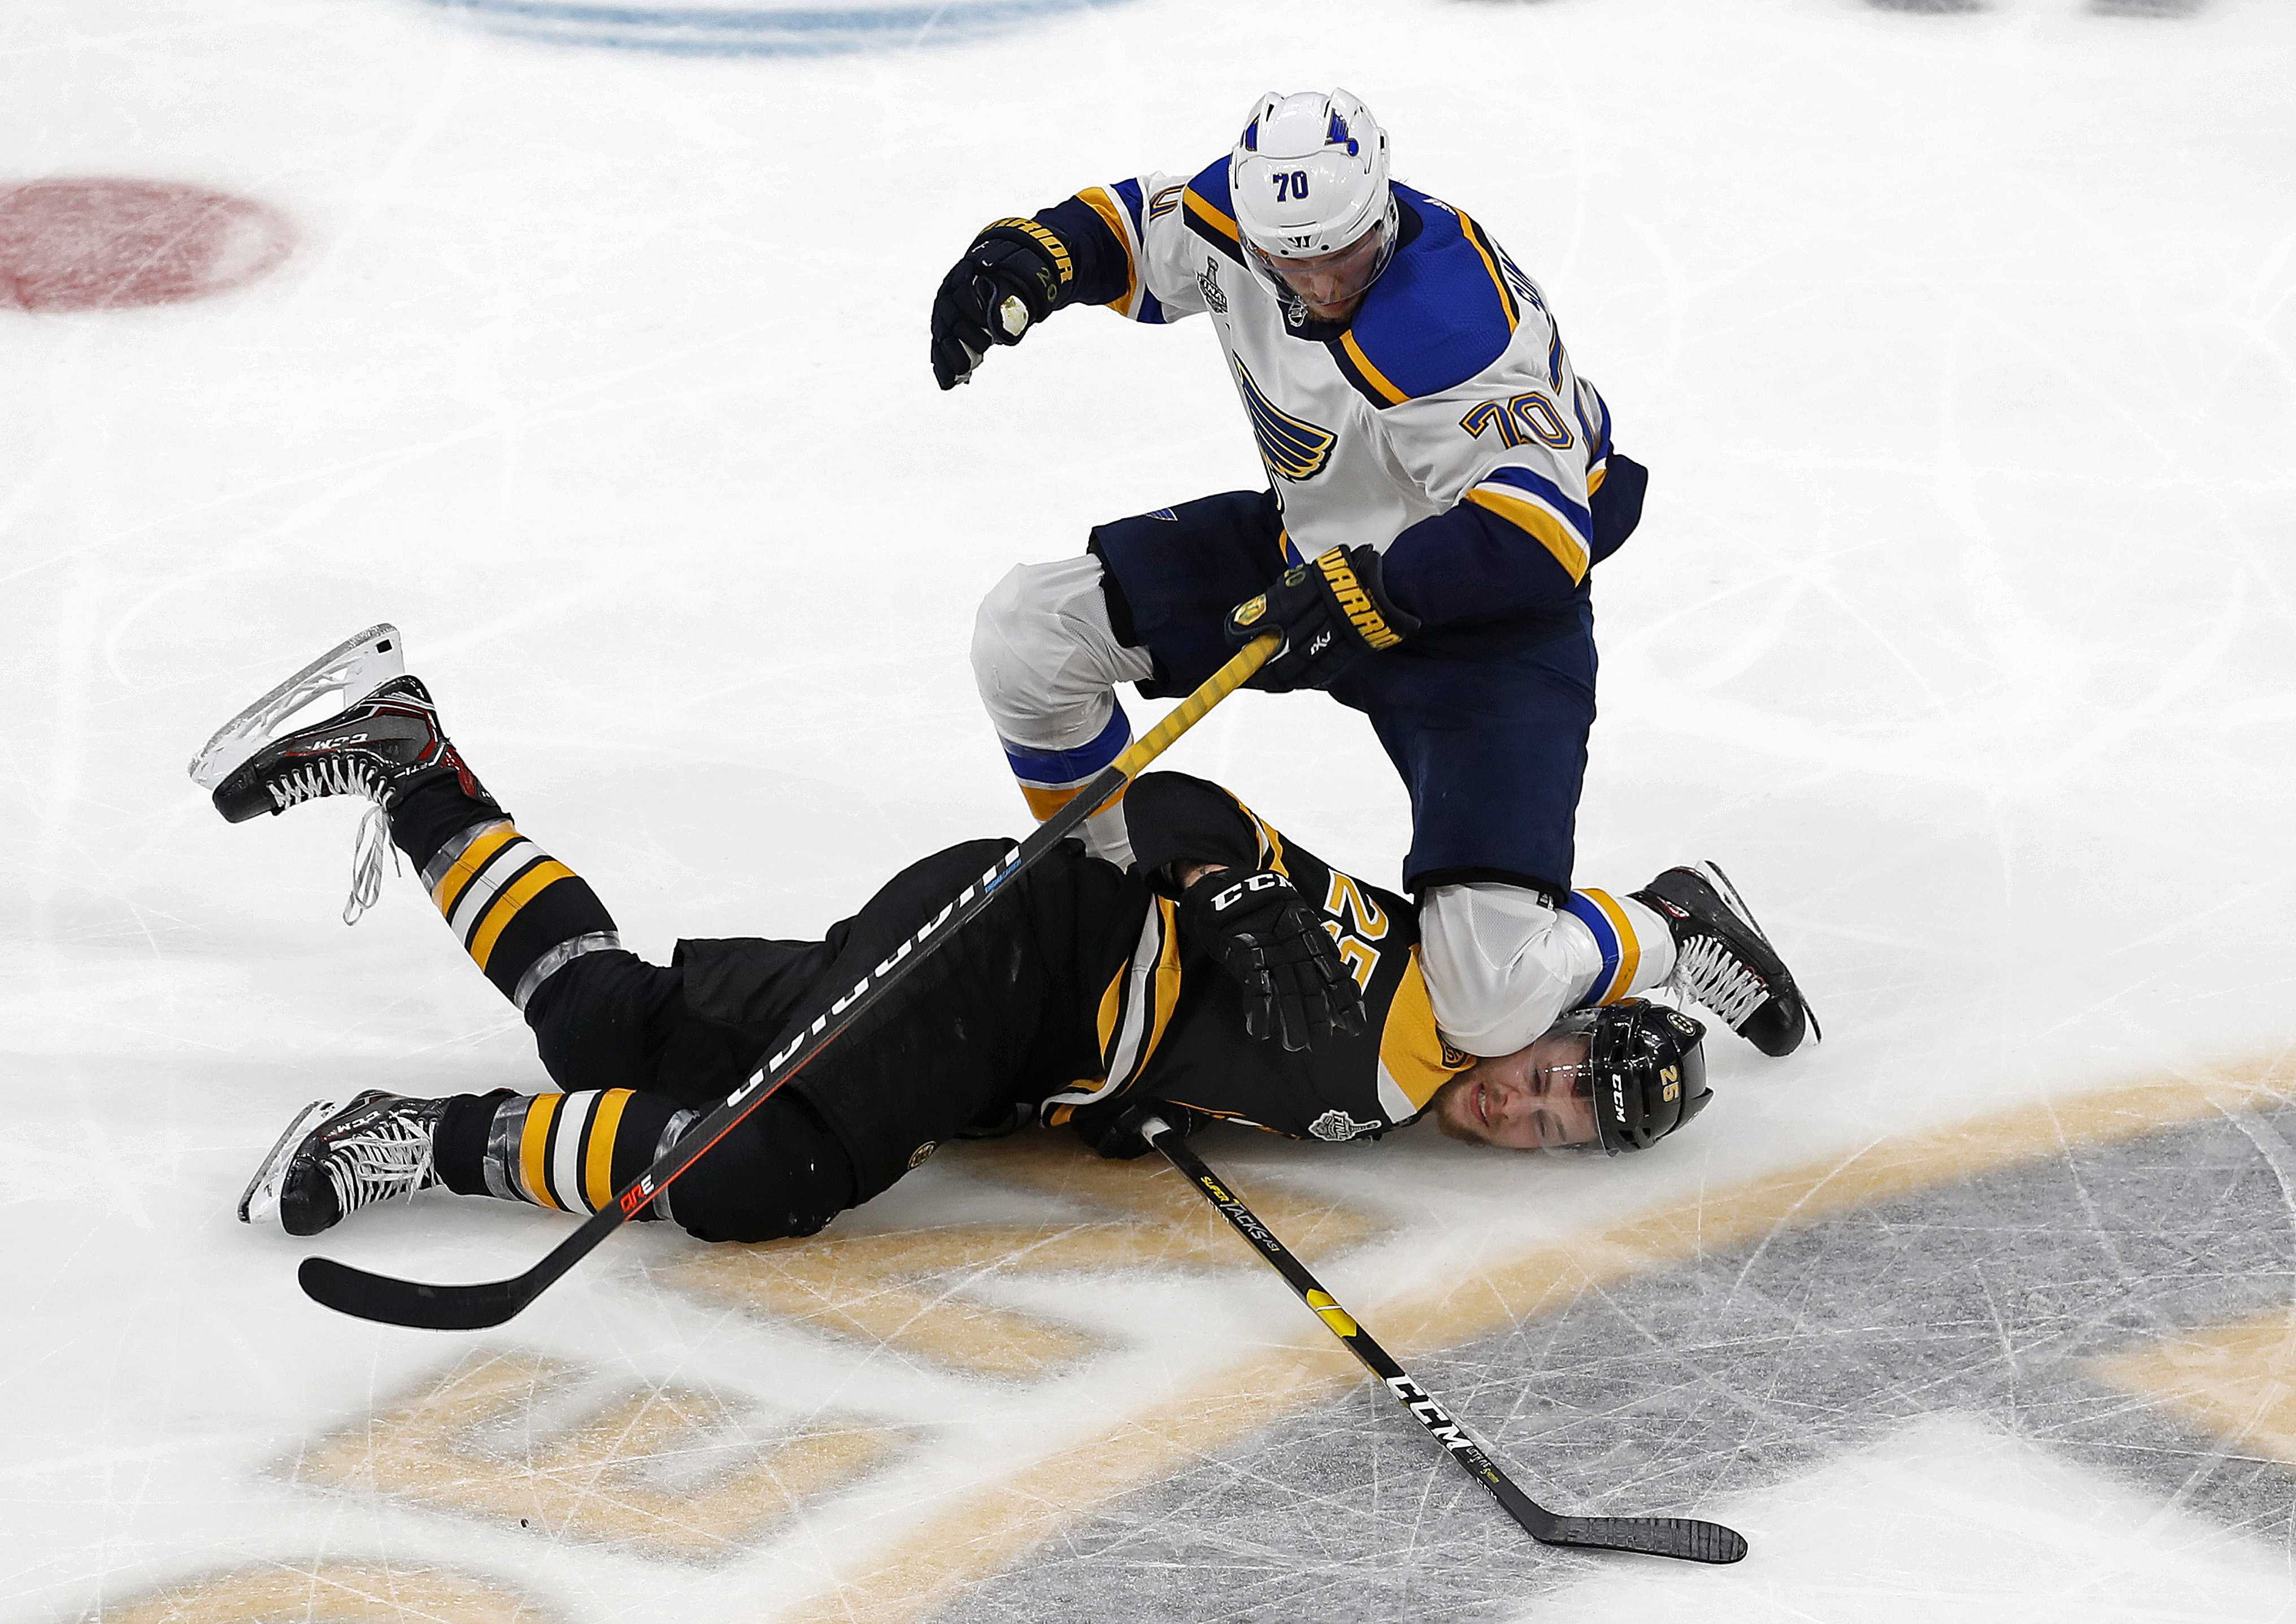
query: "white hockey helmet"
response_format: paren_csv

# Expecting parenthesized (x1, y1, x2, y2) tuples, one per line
(1229, 89, 1398, 317)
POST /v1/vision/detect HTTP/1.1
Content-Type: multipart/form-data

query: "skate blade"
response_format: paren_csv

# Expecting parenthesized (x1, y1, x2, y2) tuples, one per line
(1697, 860, 1822, 1043)
(1694, 861, 1771, 945)
(237, 1098, 338, 1226)
(188, 624, 405, 791)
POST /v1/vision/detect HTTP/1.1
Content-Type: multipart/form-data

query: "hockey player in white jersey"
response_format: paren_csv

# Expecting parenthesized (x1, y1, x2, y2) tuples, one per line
(936, 89, 1815, 1067)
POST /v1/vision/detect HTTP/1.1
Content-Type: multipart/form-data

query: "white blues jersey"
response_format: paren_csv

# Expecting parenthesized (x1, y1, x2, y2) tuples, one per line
(1047, 161, 1616, 601)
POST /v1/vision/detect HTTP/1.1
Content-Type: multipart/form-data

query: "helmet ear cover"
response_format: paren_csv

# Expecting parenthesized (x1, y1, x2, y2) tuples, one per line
(1571, 1000, 1711, 1155)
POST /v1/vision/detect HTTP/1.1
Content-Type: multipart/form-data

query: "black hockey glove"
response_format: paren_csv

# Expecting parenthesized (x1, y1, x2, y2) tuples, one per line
(1179, 865, 1367, 1051)
(1068, 1101, 1211, 1161)
(930, 219, 1073, 390)
(1224, 545, 1419, 693)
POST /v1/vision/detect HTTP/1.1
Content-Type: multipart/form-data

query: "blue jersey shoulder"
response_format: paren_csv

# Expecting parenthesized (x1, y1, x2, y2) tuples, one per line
(1344, 184, 1524, 403)
(1186, 155, 1232, 213)
(1181, 156, 1243, 262)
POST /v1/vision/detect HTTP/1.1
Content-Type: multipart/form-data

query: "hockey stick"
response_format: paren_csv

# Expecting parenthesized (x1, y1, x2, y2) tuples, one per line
(297, 635, 1280, 1330)
(1141, 1116, 1748, 1565)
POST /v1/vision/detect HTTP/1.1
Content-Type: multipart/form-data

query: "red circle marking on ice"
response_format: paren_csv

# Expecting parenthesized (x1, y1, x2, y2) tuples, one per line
(0, 178, 293, 312)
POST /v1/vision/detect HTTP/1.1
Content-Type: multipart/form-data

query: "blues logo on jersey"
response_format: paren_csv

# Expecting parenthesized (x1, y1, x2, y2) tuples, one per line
(1233, 358, 1336, 483)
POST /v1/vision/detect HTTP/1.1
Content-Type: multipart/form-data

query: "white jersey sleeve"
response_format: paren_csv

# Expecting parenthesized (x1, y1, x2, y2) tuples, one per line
(1065, 173, 1208, 325)
(1418, 882, 1678, 1058)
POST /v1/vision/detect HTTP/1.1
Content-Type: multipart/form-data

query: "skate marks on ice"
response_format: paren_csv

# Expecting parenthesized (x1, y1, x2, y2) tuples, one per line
(76, 1563, 554, 1624)
(0, 180, 292, 314)
(662, 1132, 1384, 1378)
(1863, 0, 2211, 15)
(402, 0, 1139, 58)
(854, 1055, 2296, 1624)
(79, 1071, 2296, 1621)
(407, 0, 2218, 57)
(256, 1136, 1374, 1575)
(286, 1350, 907, 1566)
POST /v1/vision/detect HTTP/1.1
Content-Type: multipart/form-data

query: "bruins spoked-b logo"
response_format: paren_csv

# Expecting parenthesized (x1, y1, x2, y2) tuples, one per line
(1233, 358, 1336, 483)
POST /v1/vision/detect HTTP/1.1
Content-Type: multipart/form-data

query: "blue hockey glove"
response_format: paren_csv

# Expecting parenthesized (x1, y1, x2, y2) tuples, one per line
(1223, 545, 1417, 693)
(930, 219, 1073, 390)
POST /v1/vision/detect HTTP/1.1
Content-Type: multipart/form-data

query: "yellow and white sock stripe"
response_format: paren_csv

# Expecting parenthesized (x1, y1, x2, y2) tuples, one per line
(420, 819, 619, 1006)
(424, 822, 571, 966)
(481, 1088, 637, 1214)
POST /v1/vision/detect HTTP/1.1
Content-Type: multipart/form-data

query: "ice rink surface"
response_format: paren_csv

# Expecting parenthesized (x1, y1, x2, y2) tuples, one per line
(4, 0, 2294, 1618)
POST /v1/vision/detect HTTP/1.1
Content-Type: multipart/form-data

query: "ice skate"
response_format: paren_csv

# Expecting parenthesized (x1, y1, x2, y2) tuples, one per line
(190, 625, 489, 825)
(190, 627, 499, 921)
(189, 624, 406, 803)
(1633, 862, 1817, 1057)
(238, 1089, 449, 1236)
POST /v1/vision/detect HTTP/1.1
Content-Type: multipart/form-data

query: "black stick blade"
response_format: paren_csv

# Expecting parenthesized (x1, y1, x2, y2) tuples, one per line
(298, 1256, 534, 1331)
(1539, 1515, 1747, 1564)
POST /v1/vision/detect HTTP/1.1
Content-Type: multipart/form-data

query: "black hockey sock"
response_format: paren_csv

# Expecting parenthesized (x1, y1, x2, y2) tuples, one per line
(434, 1089, 518, 1195)
(435, 1088, 685, 1220)
(387, 772, 506, 872)
(420, 820, 621, 1009)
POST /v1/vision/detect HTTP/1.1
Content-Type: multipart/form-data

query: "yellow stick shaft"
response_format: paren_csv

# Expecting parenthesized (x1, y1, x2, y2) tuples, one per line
(1107, 632, 1277, 782)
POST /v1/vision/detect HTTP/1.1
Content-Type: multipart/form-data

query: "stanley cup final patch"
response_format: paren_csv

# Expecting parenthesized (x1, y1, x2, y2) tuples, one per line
(1308, 1110, 1381, 1142)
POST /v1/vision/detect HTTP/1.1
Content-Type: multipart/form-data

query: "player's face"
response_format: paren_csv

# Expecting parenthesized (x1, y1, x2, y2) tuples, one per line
(1252, 221, 1387, 320)
(1434, 1030, 1599, 1151)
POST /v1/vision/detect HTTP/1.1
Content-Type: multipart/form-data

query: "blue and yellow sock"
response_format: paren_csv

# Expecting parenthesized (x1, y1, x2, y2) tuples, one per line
(999, 704, 1136, 865)
(1562, 888, 1677, 1006)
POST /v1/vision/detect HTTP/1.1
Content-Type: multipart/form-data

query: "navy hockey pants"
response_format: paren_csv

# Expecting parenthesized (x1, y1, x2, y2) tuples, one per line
(1089, 459, 1646, 897)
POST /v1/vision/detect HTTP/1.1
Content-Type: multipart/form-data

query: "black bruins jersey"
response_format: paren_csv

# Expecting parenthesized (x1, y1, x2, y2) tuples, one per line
(1044, 772, 1473, 1144)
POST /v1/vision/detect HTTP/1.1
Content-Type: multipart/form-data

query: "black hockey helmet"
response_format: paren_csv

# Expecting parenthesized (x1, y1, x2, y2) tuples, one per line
(1571, 999, 1711, 1154)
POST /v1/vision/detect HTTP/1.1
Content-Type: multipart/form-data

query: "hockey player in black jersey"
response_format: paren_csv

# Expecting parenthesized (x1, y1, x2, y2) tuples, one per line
(201, 629, 1806, 1244)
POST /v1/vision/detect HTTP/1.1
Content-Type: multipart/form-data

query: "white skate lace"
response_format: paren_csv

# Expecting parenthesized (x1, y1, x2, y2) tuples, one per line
(1668, 936, 1768, 1030)
(267, 755, 384, 811)
(343, 804, 401, 927)
(324, 1111, 438, 1219)
(259, 758, 399, 925)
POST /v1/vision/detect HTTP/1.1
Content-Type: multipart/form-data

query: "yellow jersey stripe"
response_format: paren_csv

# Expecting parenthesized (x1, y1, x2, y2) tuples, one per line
(467, 860, 576, 971)
(1129, 897, 1185, 1081)
(1093, 954, 1125, 1060)
(1464, 487, 1591, 583)
(520, 1092, 563, 1211)
(1338, 331, 1410, 406)
(584, 1088, 632, 1212)
(1588, 462, 1608, 495)
(431, 824, 520, 918)
(1221, 791, 1290, 878)
(1184, 187, 1240, 244)
(1078, 186, 1139, 315)
(1380, 950, 1476, 1111)
(1455, 210, 1519, 336)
